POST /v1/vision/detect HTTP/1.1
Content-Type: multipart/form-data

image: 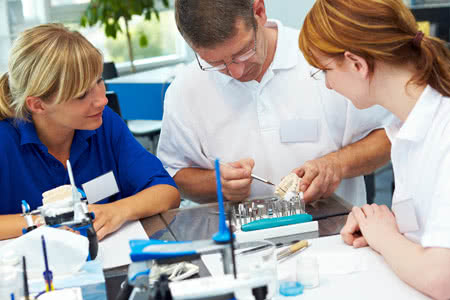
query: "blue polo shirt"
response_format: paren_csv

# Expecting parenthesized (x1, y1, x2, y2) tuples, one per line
(0, 106, 177, 214)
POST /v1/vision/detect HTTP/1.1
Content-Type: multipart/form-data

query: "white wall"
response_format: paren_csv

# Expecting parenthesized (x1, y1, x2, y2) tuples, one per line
(265, 0, 316, 30)
(0, 0, 11, 73)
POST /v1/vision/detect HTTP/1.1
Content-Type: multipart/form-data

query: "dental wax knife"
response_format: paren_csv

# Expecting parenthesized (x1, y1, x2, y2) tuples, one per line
(212, 159, 276, 186)
(250, 174, 275, 186)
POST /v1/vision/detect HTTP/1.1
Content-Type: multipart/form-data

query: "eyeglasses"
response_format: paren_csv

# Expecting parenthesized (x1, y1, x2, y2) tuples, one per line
(195, 29, 257, 72)
(309, 58, 336, 80)
(310, 68, 324, 80)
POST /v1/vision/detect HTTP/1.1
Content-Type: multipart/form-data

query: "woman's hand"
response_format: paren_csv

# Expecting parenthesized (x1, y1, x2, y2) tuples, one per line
(59, 225, 80, 235)
(88, 202, 129, 241)
(340, 211, 368, 248)
(350, 204, 400, 253)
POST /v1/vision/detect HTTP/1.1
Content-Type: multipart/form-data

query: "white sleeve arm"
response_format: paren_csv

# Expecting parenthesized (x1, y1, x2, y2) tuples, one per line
(421, 143, 450, 249)
(157, 86, 212, 177)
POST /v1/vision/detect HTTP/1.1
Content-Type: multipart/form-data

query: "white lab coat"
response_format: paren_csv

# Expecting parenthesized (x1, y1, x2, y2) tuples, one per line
(157, 20, 393, 206)
(388, 85, 450, 248)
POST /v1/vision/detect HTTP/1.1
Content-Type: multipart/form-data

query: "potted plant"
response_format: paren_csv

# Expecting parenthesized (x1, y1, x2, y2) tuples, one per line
(81, 0, 170, 73)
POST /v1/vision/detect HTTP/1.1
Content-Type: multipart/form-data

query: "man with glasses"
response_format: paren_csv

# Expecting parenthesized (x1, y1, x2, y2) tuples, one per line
(157, 0, 393, 205)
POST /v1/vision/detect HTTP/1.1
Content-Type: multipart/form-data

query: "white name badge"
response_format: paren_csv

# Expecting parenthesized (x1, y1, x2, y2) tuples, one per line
(392, 198, 419, 233)
(280, 119, 319, 143)
(82, 171, 120, 204)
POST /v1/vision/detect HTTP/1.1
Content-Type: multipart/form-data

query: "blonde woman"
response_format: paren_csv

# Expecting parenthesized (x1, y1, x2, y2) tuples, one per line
(0, 24, 180, 241)
(299, 0, 450, 298)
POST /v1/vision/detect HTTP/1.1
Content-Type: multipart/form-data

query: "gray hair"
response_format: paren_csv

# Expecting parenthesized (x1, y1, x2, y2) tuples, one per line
(175, 0, 256, 48)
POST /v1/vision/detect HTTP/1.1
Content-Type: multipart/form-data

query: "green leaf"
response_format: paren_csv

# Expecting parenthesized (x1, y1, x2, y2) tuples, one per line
(115, 21, 123, 34)
(82, 0, 166, 47)
(139, 34, 149, 48)
(145, 10, 152, 20)
(80, 15, 87, 27)
(105, 22, 118, 39)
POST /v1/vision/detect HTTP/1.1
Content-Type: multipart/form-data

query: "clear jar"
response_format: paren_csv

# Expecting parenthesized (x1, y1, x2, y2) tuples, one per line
(296, 255, 320, 289)
(0, 251, 24, 299)
(234, 240, 277, 299)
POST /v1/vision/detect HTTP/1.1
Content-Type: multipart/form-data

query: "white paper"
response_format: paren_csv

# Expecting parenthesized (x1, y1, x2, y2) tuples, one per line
(0, 238, 13, 248)
(201, 235, 431, 300)
(37, 287, 82, 300)
(0, 226, 89, 279)
(82, 171, 119, 204)
(96, 220, 148, 269)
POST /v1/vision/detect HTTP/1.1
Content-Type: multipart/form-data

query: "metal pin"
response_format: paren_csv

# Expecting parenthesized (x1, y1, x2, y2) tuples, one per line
(237, 204, 243, 227)
(243, 203, 249, 224)
(257, 204, 264, 220)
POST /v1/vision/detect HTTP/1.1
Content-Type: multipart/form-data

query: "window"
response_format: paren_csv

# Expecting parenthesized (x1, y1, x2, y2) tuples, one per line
(66, 10, 184, 72)
(2, 0, 187, 74)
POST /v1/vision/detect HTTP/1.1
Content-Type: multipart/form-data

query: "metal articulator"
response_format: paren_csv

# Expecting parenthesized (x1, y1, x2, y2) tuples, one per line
(21, 160, 98, 260)
(21, 194, 98, 261)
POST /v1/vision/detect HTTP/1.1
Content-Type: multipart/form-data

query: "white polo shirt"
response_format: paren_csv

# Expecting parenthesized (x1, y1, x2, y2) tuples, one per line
(388, 85, 450, 248)
(157, 20, 393, 206)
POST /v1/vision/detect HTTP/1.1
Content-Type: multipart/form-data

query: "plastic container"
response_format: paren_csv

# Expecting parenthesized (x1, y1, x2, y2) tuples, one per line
(296, 255, 320, 289)
(279, 281, 304, 296)
(233, 240, 277, 299)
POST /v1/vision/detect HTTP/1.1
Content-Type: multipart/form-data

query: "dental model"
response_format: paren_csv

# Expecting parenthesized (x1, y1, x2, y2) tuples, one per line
(275, 173, 302, 200)
(41, 184, 80, 218)
(42, 185, 73, 205)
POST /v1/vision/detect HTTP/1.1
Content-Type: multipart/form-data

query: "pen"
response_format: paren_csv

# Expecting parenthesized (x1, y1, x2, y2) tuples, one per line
(41, 235, 54, 292)
(277, 240, 309, 261)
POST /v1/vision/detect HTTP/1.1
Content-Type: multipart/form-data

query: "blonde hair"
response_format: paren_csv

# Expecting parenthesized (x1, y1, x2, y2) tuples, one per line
(299, 0, 450, 97)
(0, 23, 103, 121)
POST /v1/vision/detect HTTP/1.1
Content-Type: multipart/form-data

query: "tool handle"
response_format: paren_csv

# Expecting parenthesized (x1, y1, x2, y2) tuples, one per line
(241, 214, 313, 231)
(289, 240, 308, 252)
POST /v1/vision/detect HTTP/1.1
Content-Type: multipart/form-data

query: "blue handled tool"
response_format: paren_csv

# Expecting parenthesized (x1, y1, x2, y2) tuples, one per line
(213, 159, 232, 243)
(241, 214, 313, 231)
(41, 235, 54, 292)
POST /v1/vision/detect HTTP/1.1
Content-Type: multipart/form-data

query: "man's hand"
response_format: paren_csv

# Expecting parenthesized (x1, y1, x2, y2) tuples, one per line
(340, 211, 368, 248)
(88, 202, 129, 241)
(351, 204, 400, 253)
(220, 158, 254, 202)
(293, 154, 342, 203)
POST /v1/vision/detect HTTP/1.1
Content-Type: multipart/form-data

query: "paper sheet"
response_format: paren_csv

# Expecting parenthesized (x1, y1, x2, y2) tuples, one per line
(0, 238, 13, 248)
(96, 220, 148, 269)
(0, 226, 89, 279)
(201, 235, 431, 300)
